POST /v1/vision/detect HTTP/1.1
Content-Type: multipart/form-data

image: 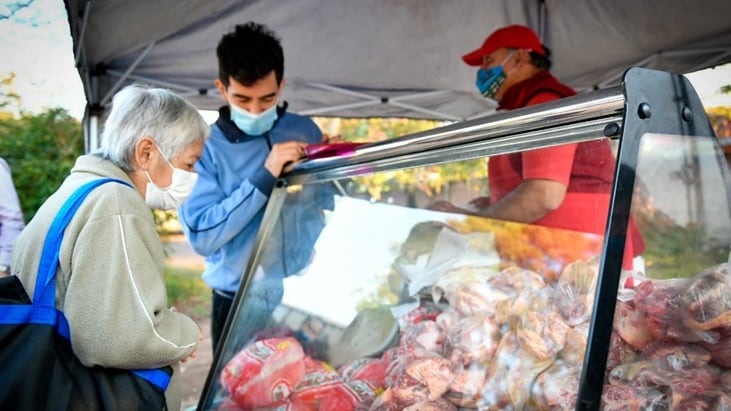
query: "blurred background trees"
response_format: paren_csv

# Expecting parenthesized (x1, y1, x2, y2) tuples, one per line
(1, 72, 82, 222)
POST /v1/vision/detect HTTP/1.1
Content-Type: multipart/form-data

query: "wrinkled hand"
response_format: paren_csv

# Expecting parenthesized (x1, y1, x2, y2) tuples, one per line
(265, 141, 307, 177)
(181, 349, 198, 363)
(321, 133, 344, 144)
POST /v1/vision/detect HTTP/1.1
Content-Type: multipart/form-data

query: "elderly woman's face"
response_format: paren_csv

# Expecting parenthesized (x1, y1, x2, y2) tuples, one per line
(171, 140, 204, 172)
(148, 139, 204, 187)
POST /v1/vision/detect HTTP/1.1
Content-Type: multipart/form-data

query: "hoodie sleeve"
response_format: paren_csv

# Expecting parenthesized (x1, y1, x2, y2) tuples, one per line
(63, 204, 199, 369)
(178, 146, 276, 257)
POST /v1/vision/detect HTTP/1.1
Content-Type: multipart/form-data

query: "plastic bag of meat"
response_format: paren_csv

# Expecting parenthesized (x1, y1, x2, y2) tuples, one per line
(291, 379, 376, 411)
(634, 277, 716, 344)
(431, 265, 499, 304)
(387, 349, 459, 408)
(605, 356, 722, 410)
(613, 299, 655, 350)
(448, 281, 510, 318)
(479, 331, 554, 410)
(434, 306, 462, 332)
(554, 260, 598, 326)
(366, 387, 400, 411)
(445, 315, 501, 366)
(680, 263, 731, 367)
(339, 358, 390, 390)
(682, 263, 731, 330)
(289, 356, 377, 411)
(489, 267, 547, 326)
(517, 310, 570, 361)
(559, 323, 590, 366)
(399, 320, 446, 355)
(530, 359, 580, 411)
(394, 303, 443, 330)
(402, 397, 457, 411)
(605, 331, 640, 372)
(220, 337, 306, 409)
(217, 398, 299, 410)
(443, 365, 488, 408)
(601, 385, 669, 411)
(498, 284, 555, 331)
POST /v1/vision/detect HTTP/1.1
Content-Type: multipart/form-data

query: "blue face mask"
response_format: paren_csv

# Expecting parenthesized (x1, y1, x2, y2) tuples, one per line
(475, 52, 515, 99)
(230, 102, 279, 135)
(476, 66, 506, 99)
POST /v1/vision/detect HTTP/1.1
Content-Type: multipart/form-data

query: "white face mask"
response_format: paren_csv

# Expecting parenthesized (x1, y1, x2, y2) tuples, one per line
(144, 145, 198, 210)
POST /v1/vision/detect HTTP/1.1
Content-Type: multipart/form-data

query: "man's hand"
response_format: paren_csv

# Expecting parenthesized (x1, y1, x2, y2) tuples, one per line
(427, 200, 471, 214)
(321, 133, 344, 144)
(468, 196, 491, 210)
(264, 141, 307, 177)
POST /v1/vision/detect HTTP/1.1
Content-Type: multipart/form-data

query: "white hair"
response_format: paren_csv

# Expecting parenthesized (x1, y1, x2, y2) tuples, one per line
(98, 84, 210, 170)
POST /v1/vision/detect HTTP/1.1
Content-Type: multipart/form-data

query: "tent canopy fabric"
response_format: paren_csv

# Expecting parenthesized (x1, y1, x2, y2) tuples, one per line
(64, 0, 731, 122)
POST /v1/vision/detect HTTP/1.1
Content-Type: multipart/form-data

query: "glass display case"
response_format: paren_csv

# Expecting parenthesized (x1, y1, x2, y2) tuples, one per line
(196, 68, 731, 411)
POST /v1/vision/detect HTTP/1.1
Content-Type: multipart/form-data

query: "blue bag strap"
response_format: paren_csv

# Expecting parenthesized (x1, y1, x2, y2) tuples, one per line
(24, 177, 172, 392)
(131, 369, 172, 391)
(32, 178, 132, 306)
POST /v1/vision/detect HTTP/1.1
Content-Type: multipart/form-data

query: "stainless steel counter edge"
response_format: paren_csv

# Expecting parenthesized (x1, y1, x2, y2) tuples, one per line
(286, 86, 624, 184)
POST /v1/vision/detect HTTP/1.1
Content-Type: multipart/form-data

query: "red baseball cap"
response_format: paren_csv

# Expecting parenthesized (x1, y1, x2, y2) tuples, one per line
(462, 25, 547, 66)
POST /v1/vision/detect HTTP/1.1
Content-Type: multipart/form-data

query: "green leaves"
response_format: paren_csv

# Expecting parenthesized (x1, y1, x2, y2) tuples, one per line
(0, 108, 83, 222)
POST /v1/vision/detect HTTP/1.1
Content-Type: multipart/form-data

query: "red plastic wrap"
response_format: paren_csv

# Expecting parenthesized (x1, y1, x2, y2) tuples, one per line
(338, 358, 389, 390)
(220, 337, 306, 409)
(304, 143, 365, 159)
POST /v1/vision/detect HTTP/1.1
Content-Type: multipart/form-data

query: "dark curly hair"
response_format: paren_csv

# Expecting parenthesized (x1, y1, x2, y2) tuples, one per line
(216, 21, 284, 87)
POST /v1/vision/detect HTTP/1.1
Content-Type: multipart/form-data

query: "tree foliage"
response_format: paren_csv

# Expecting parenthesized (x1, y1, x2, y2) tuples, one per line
(706, 106, 731, 139)
(0, 108, 83, 222)
(314, 117, 488, 203)
(0, 73, 20, 110)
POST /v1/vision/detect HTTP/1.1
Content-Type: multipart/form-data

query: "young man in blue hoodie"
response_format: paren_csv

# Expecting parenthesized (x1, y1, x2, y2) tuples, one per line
(179, 22, 335, 349)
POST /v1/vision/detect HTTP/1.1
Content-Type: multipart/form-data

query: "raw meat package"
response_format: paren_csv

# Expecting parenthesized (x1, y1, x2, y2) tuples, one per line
(220, 337, 306, 409)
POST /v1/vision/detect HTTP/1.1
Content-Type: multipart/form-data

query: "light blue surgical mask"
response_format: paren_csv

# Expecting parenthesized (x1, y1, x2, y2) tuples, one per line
(476, 52, 515, 99)
(230, 102, 279, 135)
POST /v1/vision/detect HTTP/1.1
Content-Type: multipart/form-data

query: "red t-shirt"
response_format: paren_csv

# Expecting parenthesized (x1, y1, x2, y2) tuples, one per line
(489, 72, 644, 267)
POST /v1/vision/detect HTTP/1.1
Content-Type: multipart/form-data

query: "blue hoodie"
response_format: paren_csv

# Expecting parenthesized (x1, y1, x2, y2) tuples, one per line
(179, 105, 324, 293)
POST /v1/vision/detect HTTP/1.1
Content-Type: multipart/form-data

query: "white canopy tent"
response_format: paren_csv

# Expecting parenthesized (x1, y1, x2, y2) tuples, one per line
(63, 0, 731, 147)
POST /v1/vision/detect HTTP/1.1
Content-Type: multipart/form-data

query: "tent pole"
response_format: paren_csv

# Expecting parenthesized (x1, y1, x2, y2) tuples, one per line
(85, 74, 100, 153)
(74, 0, 92, 66)
(100, 41, 157, 107)
(537, 0, 547, 41)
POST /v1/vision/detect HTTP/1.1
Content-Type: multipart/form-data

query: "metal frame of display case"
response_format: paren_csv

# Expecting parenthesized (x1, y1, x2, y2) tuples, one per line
(576, 68, 720, 409)
(196, 67, 721, 411)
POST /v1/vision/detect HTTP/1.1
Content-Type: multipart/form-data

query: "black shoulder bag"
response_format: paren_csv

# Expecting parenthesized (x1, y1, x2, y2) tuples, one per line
(0, 178, 172, 410)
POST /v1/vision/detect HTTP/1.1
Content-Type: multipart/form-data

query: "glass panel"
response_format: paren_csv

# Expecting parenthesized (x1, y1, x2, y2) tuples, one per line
(201, 137, 618, 410)
(603, 133, 731, 409)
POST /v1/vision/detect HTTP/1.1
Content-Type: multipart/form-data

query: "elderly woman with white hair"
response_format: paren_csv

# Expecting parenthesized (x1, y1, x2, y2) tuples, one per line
(11, 84, 210, 410)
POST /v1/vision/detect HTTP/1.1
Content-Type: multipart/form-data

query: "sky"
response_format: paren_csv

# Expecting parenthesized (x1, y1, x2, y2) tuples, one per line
(0, 0, 729, 121)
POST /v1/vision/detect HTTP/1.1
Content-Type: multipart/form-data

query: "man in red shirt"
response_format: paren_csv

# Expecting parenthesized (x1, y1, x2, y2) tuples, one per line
(432, 25, 643, 269)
